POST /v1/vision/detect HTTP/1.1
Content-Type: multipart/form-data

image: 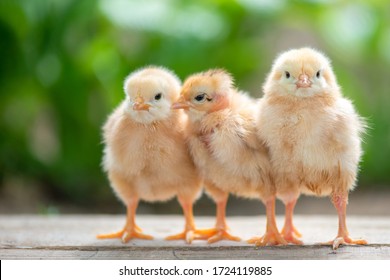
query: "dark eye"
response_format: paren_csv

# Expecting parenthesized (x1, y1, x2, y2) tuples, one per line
(154, 93, 162, 100)
(316, 70, 321, 78)
(285, 71, 290, 78)
(194, 93, 205, 102)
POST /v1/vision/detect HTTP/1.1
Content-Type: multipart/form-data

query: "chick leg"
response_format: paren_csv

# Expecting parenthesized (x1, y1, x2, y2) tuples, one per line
(208, 197, 242, 243)
(248, 197, 287, 246)
(97, 197, 153, 243)
(165, 197, 200, 243)
(324, 193, 367, 250)
(195, 195, 241, 243)
(280, 198, 303, 245)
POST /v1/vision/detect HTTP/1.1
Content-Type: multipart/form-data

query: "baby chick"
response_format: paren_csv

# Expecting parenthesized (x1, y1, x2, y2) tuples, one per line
(258, 48, 367, 249)
(172, 69, 287, 245)
(97, 66, 203, 243)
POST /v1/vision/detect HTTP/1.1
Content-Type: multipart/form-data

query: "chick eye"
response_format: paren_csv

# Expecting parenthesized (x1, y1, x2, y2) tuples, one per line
(285, 71, 290, 79)
(194, 93, 205, 102)
(316, 70, 321, 78)
(154, 93, 162, 100)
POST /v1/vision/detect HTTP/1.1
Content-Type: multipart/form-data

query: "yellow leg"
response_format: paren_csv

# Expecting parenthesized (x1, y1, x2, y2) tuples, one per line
(196, 196, 241, 243)
(165, 198, 199, 244)
(248, 197, 287, 246)
(281, 198, 303, 245)
(97, 197, 153, 243)
(322, 193, 367, 250)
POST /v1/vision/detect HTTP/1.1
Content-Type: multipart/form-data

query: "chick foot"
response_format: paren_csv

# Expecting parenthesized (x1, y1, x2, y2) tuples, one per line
(168, 198, 210, 244)
(165, 229, 206, 244)
(196, 228, 241, 243)
(248, 230, 287, 246)
(281, 197, 302, 244)
(196, 196, 240, 243)
(281, 225, 303, 245)
(248, 197, 288, 246)
(326, 193, 368, 250)
(97, 228, 153, 243)
(321, 236, 367, 250)
(97, 200, 153, 243)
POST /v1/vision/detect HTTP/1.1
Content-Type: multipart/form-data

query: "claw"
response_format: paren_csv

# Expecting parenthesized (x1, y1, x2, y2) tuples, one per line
(332, 237, 345, 250)
(186, 230, 195, 243)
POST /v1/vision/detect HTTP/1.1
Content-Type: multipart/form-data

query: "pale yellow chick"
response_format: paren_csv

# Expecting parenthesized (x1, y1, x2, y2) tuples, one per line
(258, 47, 367, 249)
(97, 66, 202, 243)
(172, 69, 287, 245)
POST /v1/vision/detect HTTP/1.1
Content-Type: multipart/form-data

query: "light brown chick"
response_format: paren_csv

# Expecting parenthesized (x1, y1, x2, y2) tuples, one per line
(172, 69, 287, 245)
(258, 47, 367, 249)
(97, 66, 203, 243)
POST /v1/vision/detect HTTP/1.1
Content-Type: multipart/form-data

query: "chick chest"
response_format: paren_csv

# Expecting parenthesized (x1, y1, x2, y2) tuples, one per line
(112, 122, 194, 200)
(264, 104, 342, 171)
(125, 125, 180, 170)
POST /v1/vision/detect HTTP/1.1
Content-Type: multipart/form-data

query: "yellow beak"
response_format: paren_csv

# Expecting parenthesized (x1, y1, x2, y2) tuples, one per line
(171, 96, 190, 110)
(133, 96, 151, 111)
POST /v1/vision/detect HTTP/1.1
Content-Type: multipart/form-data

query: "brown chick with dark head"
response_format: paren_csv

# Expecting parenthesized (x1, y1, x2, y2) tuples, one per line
(172, 69, 287, 245)
(97, 66, 203, 243)
(258, 48, 367, 249)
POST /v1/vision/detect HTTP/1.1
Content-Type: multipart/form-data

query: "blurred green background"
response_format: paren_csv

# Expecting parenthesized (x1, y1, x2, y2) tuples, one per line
(1, 0, 389, 215)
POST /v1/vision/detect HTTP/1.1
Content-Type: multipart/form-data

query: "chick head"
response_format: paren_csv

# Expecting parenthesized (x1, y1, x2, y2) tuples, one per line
(264, 47, 339, 98)
(124, 66, 181, 124)
(172, 69, 233, 114)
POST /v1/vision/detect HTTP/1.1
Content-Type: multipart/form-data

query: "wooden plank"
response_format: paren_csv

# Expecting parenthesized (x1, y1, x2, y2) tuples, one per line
(1, 215, 389, 259)
(2, 245, 390, 260)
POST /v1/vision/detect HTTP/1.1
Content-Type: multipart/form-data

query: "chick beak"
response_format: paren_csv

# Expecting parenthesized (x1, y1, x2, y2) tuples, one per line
(133, 96, 151, 111)
(171, 96, 190, 110)
(296, 73, 312, 88)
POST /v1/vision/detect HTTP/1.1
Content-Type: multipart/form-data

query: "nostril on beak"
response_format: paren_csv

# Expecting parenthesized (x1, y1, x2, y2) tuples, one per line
(299, 74, 309, 82)
(135, 96, 144, 104)
(296, 74, 311, 88)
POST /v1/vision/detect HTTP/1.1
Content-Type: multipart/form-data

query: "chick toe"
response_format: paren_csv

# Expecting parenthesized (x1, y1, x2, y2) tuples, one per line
(281, 225, 303, 244)
(197, 228, 241, 244)
(248, 230, 288, 246)
(121, 230, 153, 243)
(320, 236, 368, 250)
(96, 230, 125, 240)
(97, 228, 153, 243)
(165, 229, 203, 244)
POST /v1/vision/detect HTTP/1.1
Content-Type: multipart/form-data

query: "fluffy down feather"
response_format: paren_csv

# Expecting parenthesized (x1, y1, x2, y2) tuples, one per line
(98, 66, 202, 243)
(258, 47, 367, 248)
(173, 69, 286, 245)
